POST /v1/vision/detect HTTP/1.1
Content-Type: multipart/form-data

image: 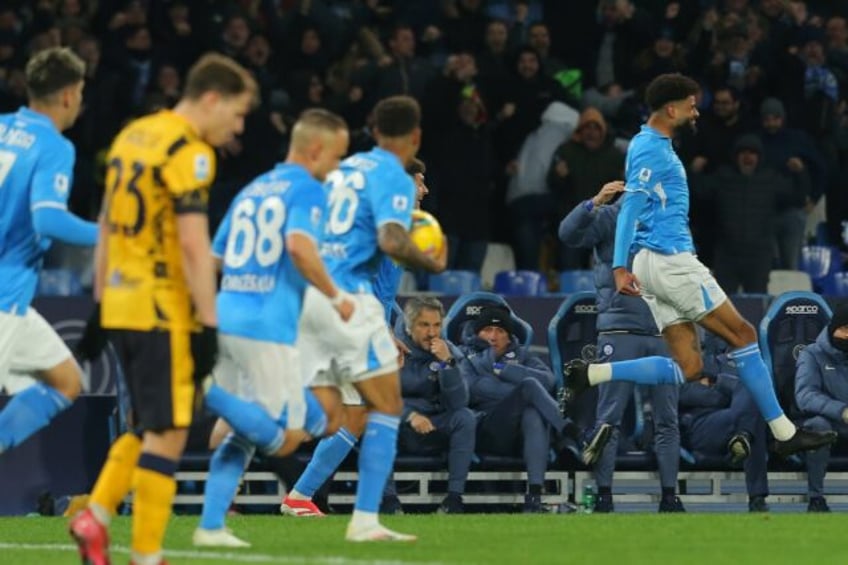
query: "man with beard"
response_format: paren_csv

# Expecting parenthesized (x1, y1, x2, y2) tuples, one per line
(563, 73, 836, 458)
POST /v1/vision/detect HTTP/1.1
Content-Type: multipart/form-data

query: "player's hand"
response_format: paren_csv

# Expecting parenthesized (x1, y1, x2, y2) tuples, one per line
(613, 267, 641, 296)
(76, 303, 108, 361)
(331, 291, 355, 322)
(429, 337, 452, 362)
(190, 325, 218, 383)
(394, 336, 411, 368)
(410, 413, 435, 434)
(593, 181, 625, 206)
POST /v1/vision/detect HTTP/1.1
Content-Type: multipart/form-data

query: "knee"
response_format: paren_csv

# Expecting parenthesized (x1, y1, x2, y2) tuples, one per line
(678, 355, 703, 382)
(451, 408, 476, 431)
(519, 378, 545, 401)
(48, 360, 83, 401)
(323, 407, 345, 436)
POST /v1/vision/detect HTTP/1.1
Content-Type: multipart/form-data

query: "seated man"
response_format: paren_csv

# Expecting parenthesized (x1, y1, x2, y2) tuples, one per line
(395, 296, 475, 514)
(678, 333, 769, 512)
(459, 306, 602, 513)
(796, 304, 848, 513)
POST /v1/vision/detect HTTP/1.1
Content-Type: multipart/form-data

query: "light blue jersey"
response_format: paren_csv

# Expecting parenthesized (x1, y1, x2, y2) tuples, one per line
(0, 107, 75, 314)
(373, 256, 403, 323)
(321, 147, 415, 295)
(213, 163, 325, 344)
(613, 125, 695, 268)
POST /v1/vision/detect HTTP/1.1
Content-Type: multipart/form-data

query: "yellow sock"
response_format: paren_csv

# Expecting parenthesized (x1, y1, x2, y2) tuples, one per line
(132, 453, 178, 556)
(89, 433, 142, 519)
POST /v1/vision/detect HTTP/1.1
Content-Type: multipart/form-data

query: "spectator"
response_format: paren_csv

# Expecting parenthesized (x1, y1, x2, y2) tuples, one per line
(691, 134, 809, 294)
(460, 306, 592, 513)
(396, 297, 476, 514)
(558, 181, 681, 514)
(476, 19, 515, 88)
(795, 304, 848, 513)
(548, 107, 624, 269)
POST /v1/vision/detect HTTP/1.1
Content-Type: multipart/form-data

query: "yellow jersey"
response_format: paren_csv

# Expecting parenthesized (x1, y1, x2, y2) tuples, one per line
(101, 110, 216, 331)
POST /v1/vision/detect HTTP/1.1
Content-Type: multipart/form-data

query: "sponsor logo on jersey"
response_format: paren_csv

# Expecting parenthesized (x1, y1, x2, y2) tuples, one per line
(194, 153, 210, 182)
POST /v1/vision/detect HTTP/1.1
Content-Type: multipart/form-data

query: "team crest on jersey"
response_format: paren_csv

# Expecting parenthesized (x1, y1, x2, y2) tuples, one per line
(194, 153, 210, 182)
(638, 168, 652, 183)
(53, 173, 69, 197)
(310, 206, 322, 228)
(392, 195, 409, 211)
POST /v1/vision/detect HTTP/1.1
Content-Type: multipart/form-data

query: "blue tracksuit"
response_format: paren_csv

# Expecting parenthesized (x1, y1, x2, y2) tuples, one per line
(397, 333, 475, 494)
(795, 328, 848, 497)
(559, 199, 679, 490)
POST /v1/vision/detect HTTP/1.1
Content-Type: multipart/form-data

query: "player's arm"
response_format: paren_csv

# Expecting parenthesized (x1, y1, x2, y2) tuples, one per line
(287, 232, 354, 320)
(378, 222, 446, 273)
(177, 213, 217, 326)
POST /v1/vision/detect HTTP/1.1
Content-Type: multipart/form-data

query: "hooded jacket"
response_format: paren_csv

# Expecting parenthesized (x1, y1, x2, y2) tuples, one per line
(795, 328, 848, 422)
(398, 331, 469, 422)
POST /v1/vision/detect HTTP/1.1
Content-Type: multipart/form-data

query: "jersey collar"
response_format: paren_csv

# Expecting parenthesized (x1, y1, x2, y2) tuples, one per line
(371, 146, 404, 168)
(17, 106, 56, 130)
(640, 124, 668, 140)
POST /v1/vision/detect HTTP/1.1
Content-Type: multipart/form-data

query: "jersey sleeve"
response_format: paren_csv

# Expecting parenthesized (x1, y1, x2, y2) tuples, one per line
(160, 141, 216, 214)
(211, 206, 233, 258)
(285, 181, 325, 243)
(30, 138, 74, 212)
(372, 168, 415, 230)
(624, 140, 655, 196)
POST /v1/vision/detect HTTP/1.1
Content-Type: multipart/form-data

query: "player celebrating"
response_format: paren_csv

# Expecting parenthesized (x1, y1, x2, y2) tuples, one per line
(297, 96, 446, 541)
(192, 109, 352, 548)
(69, 53, 255, 565)
(564, 73, 836, 457)
(0, 47, 97, 454)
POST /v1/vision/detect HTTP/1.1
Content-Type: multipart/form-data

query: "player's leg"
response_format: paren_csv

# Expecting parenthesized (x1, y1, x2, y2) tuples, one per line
(651, 382, 683, 512)
(0, 309, 81, 453)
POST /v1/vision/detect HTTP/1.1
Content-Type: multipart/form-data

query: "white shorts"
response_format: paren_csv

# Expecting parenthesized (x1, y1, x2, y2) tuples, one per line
(632, 249, 727, 331)
(213, 334, 305, 429)
(298, 286, 398, 390)
(0, 307, 72, 393)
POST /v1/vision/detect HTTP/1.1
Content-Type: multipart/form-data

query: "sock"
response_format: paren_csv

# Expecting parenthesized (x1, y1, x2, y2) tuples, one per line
(353, 413, 399, 514)
(278, 389, 328, 438)
(593, 357, 684, 386)
(199, 434, 254, 530)
(132, 453, 178, 556)
(0, 383, 72, 450)
(728, 343, 795, 440)
(292, 427, 357, 498)
(89, 432, 143, 524)
(205, 384, 284, 453)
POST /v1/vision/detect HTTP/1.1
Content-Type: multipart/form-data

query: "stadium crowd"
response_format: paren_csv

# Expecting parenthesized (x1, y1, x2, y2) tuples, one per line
(2, 0, 848, 287)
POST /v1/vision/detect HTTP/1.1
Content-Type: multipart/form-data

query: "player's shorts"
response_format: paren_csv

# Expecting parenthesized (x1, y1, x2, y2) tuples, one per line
(108, 328, 195, 432)
(213, 334, 305, 429)
(298, 286, 399, 390)
(632, 249, 727, 331)
(0, 307, 73, 393)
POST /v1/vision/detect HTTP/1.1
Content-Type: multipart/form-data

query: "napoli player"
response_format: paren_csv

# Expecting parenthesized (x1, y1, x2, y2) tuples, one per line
(0, 48, 97, 454)
(192, 109, 352, 547)
(564, 74, 836, 456)
(297, 96, 446, 541)
(281, 158, 429, 518)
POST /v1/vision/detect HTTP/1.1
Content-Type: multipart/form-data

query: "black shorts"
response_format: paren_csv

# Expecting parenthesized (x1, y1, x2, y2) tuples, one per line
(109, 328, 196, 432)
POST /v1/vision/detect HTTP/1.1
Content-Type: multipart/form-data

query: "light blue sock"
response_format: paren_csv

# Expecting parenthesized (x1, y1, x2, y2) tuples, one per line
(277, 389, 328, 438)
(354, 413, 399, 513)
(610, 356, 684, 385)
(729, 343, 785, 421)
(0, 383, 72, 451)
(204, 384, 283, 453)
(199, 434, 254, 530)
(292, 427, 357, 497)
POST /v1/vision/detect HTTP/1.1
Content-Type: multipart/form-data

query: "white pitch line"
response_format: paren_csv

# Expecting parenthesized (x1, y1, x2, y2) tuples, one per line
(0, 542, 452, 565)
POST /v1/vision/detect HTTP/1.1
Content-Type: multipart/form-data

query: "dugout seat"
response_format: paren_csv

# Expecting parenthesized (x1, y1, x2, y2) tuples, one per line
(493, 270, 547, 296)
(428, 270, 482, 295)
(443, 291, 533, 346)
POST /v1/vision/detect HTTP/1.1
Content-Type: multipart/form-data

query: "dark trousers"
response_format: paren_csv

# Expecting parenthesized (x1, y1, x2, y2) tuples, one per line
(686, 382, 768, 497)
(398, 408, 476, 494)
(476, 378, 565, 485)
(594, 334, 680, 489)
(802, 415, 848, 497)
(713, 248, 772, 295)
(447, 236, 488, 273)
(510, 194, 552, 271)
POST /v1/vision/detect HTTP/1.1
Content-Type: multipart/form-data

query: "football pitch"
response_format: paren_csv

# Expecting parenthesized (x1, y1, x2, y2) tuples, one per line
(1, 514, 847, 565)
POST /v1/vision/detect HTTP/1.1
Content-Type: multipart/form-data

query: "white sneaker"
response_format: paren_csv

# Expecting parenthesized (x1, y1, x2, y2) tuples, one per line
(345, 523, 417, 543)
(192, 527, 251, 548)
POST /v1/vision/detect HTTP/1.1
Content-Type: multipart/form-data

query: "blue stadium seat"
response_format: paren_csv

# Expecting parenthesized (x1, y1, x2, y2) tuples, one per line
(758, 291, 832, 421)
(428, 270, 482, 295)
(443, 291, 532, 346)
(833, 272, 848, 297)
(799, 245, 841, 294)
(37, 268, 84, 296)
(559, 270, 595, 293)
(492, 270, 547, 296)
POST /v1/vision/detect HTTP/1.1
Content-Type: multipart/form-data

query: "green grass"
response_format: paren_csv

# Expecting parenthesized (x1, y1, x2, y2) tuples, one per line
(1, 513, 847, 564)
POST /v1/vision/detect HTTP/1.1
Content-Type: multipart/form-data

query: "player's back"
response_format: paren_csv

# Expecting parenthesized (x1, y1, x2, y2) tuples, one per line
(0, 107, 75, 312)
(101, 110, 216, 331)
(321, 147, 415, 294)
(625, 125, 694, 255)
(215, 163, 325, 344)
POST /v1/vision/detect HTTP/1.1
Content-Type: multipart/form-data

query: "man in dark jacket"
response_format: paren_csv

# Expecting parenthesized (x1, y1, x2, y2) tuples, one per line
(796, 304, 848, 512)
(459, 306, 601, 513)
(396, 297, 475, 514)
